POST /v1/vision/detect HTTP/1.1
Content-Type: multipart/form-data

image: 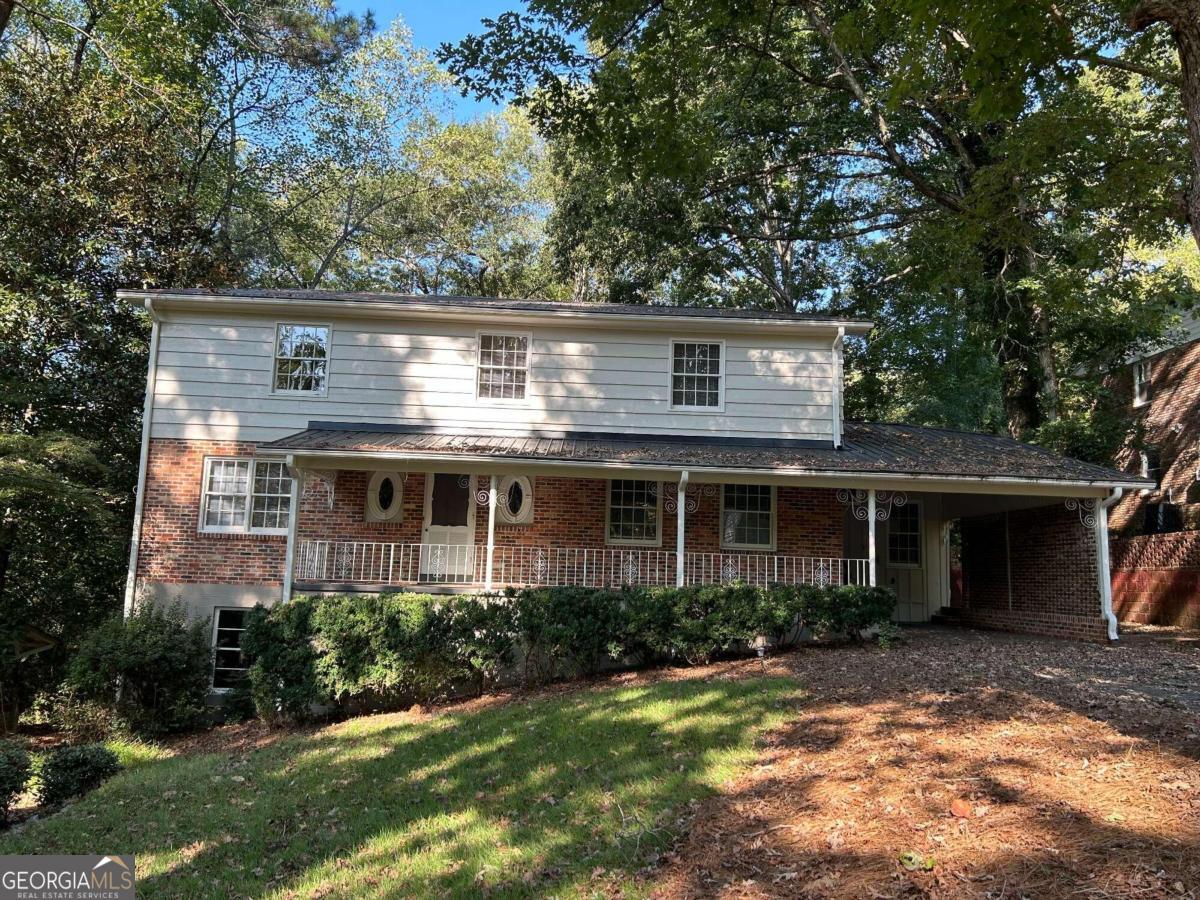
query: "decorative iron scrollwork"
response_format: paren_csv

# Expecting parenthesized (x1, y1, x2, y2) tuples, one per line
(1065, 497, 1098, 528)
(663, 482, 718, 514)
(302, 470, 338, 511)
(836, 488, 907, 521)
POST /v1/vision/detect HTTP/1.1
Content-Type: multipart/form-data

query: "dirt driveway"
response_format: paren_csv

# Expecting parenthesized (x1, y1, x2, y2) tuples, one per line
(653, 627, 1200, 899)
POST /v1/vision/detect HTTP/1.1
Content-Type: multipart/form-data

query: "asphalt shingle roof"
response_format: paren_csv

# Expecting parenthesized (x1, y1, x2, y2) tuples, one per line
(260, 421, 1148, 487)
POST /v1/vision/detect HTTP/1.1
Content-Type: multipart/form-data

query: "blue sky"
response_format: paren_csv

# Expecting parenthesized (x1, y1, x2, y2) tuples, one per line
(340, 0, 524, 119)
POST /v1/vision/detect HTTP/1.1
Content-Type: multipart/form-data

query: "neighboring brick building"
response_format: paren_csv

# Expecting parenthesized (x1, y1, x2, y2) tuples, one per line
(1109, 314, 1200, 627)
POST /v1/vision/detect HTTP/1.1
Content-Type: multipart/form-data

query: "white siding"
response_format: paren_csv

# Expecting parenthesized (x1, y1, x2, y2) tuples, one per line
(150, 312, 839, 442)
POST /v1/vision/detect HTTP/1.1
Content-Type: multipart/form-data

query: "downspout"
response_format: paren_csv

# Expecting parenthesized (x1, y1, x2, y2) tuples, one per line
(675, 469, 689, 587)
(830, 327, 845, 449)
(122, 298, 161, 617)
(1097, 488, 1123, 642)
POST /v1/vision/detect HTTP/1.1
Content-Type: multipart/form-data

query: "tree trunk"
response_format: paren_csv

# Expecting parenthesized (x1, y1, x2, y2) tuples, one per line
(1130, 0, 1200, 252)
(981, 245, 1048, 438)
(0, 0, 14, 41)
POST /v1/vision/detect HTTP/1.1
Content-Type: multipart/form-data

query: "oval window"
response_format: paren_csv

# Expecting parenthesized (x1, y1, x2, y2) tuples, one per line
(365, 471, 403, 522)
(506, 479, 525, 517)
(498, 475, 534, 524)
(377, 476, 395, 511)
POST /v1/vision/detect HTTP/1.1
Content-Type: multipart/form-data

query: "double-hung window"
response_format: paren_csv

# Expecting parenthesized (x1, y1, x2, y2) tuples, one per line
(606, 479, 661, 545)
(273, 324, 329, 394)
(477, 333, 530, 401)
(212, 608, 250, 689)
(201, 457, 293, 535)
(1132, 360, 1151, 407)
(671, 341, 723, 409)
(721, 484, 775, 550)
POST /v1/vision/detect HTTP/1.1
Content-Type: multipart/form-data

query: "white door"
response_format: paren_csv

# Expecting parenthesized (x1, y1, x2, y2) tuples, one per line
(421, 473, 476, 581)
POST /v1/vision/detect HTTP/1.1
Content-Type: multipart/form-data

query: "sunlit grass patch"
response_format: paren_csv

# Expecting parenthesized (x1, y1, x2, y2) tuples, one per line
(1, 676, 797, 897)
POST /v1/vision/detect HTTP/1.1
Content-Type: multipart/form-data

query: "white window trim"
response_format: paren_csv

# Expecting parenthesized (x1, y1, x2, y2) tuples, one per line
(498, 474, 535, 525)
(719, 484, 777, 551)
(1132, 360, 1151, 408)
(198, 456, 291, 536)
(669, 339, 726, 412)
(475, 330, 533, 405)
(886, 501, 923, 569)
(604, 479, 663, 547)
(271, 322, 332, 398)
(211, 607, 250, 693)
(365, 470, 405, 522)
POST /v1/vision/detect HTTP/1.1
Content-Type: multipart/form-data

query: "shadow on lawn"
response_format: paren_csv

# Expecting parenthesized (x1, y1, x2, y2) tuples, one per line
(68, 676, 795, 897)
(656, 632, 1200, 898)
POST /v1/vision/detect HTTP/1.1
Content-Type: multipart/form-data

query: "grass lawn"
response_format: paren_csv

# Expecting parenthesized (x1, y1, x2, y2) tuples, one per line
(1, 675, 796, 897)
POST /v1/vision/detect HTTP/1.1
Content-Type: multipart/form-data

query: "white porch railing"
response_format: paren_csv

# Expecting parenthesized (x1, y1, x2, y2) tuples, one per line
(294, 540, 870, 589)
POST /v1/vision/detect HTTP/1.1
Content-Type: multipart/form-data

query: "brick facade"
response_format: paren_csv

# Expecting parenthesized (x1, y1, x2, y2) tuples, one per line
(956, 502, 1109, 642)
(1106, 336, 1200, 627)
(1110, 531, 1200, 627)
(137, 439, 287, 586)
(134, 439, 846, 594)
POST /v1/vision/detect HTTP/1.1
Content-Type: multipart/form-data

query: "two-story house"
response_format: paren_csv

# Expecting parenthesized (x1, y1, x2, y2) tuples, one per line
(118, 288, 1149, 689)
(1110, 312, 1200, 628)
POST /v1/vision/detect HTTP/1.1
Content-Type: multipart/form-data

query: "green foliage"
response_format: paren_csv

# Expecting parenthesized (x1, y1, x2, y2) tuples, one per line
(35, 744, 120, 809)
(436, 593, 520, 691)
(239, 584, 896, 724)
(806, 586, 900, 644)
(515, 586, 634, 679)
(0, 742, 30, 823)
(241, 598, 322, 726)
(65, 603, 211, 736)
(310, 593, 462, 705)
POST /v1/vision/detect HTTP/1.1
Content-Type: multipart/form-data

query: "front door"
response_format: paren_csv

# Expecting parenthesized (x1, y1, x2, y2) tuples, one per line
(421, 473, 476, 581)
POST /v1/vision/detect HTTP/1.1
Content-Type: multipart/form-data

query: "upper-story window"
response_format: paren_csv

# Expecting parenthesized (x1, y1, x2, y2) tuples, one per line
(671, 341, 723, 410)
(477, 333, 530, 401)
(273, 324, 329, 395)
(200, 457, 292, 535)
(1133, 360, 1152, 407)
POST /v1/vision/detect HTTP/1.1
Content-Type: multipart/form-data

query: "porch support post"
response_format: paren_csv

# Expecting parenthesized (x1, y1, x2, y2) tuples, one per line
(1096, 489, 1123, 641)
(282, 456, 301, 603)
(867, 488, 877, 587)
(676, 469, 689, 587)
(485, 474, 498, 591)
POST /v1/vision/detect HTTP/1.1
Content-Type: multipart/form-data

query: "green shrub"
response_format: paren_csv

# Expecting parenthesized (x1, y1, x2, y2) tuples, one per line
(242, 598, 322, 725)
(0, 742, 30, 823)
(438, 593, 519, 691)
(65, 602, 211, 736)
(516, 586, 633, 681)
(806, 585, 897, 641)
(36, 744, 120, 808)
(312, 592, 461, 704)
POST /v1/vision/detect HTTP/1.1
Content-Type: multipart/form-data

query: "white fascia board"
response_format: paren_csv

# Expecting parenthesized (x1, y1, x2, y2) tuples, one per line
(115, 290, 874, 337)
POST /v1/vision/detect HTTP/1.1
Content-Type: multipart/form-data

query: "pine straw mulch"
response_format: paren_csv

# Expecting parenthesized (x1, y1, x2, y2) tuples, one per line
(648, 627, 1200, 899)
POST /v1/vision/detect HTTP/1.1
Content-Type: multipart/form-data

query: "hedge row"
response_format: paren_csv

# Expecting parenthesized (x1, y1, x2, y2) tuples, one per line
(240, 583, 896, 724)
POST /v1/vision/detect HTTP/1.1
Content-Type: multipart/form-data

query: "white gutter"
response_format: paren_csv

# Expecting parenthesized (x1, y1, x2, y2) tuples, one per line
(122, 298, 161, 617)
(114, 290, 874, 336)
(1096, 488, 1123, 641)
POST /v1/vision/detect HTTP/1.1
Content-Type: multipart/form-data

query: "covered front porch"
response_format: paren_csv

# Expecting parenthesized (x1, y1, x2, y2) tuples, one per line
(286, 470, 871, 593)
(260, 422, 1151, 640)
